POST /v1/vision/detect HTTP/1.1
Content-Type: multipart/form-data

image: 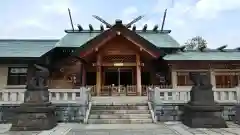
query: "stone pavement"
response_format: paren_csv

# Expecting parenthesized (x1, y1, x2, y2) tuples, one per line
(1, 122, 240, 135)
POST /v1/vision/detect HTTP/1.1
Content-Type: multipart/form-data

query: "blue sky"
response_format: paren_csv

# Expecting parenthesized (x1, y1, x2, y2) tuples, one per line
(0, 0, 240, 48)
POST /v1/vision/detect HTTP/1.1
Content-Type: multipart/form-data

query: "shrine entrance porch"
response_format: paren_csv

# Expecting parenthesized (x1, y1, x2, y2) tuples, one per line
(90, 85, 149, 96)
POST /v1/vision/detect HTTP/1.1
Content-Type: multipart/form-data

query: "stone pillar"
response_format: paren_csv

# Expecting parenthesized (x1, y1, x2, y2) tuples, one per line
(210, 69, 216, 89)
(136, 54, 141, 96)
(96, 54, 102, 96)
(26, 64, 35, 84)
(171, 70, 177, 89)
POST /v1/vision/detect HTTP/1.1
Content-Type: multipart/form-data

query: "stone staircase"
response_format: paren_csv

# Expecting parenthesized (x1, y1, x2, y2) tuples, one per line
(88, 103, 153, 124)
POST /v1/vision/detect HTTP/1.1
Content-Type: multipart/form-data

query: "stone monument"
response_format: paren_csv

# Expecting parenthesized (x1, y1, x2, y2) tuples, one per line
(9, 64, 57, 131)
(181, 72, 227, 128)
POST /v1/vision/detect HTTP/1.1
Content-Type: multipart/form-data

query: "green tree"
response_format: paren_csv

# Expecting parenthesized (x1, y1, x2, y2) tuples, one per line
(184, 36, 207, 50)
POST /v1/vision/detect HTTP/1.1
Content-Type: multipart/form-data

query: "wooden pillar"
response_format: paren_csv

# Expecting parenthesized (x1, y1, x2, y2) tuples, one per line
(136, 54, 141, 96)
(96, 54, 102, 96)
(81, 64, 86, 86)
(102, 68, 105, 85)
(132, 69, 134, 84)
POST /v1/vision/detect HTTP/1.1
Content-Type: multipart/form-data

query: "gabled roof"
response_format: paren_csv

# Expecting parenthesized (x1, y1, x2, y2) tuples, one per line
(0, 39, 58, 57)
(0, 19, 180, 58)
(138, 32, 179, 48)
(56, 30, 180, 48)
(163, 49, 240, 61)
(72, 24, 165, 58)
(55, 32, 99, 47)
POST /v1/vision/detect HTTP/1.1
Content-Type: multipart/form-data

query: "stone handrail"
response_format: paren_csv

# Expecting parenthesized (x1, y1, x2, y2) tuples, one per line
(1, 86, 240, 104)
(147, 101, 157, 123)
(148, 86, 240, 104)
(0, 87, 91, 105)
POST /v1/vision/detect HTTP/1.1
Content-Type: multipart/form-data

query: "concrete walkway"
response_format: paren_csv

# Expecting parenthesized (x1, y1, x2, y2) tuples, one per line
(1, 122, 240, 135)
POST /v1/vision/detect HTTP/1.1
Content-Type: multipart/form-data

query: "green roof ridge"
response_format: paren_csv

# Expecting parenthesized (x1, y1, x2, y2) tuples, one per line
(0, 39, 59, 41)
(164, 49, 240, 61)
(64, 29, 172, 34)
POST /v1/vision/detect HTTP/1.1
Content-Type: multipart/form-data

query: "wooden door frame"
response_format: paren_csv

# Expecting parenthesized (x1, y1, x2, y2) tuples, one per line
(103, 67, 134, 85)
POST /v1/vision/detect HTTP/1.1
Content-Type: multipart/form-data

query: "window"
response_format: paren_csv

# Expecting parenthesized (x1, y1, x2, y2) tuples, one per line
(7, 67, 27, 85)
(215, 72, 238, 88)
(177, 71, 207, 86)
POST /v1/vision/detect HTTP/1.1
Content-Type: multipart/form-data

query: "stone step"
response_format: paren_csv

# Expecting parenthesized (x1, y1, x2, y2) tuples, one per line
(92, 103, 148, 106)
(89, 113, 152, 119)
(91, 105, 149, 110)
(90, 110, 150, 114)
(88, 118, 153, 124)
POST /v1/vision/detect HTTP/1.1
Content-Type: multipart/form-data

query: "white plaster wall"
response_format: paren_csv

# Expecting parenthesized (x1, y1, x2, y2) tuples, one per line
(0, 66, 8, 90)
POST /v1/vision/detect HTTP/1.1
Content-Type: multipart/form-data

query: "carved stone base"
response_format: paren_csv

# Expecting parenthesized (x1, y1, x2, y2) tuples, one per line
(234, 105, 240, 124)
(182, 104, 227, 128)
(24, 90, 49, 103)
(9, 103, 57, 131)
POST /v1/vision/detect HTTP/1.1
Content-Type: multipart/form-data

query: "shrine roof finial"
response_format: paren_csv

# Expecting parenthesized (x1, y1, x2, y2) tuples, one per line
(115, 19, 122, 25)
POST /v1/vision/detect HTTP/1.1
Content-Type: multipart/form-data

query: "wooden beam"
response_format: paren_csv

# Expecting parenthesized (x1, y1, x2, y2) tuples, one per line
(124, 36, 158, 58)
(80, 32, 116, 57)
(92, 62, 144, 67)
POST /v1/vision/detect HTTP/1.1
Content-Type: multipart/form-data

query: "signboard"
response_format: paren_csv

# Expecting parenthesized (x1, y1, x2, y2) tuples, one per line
(113, 63, 124, 67)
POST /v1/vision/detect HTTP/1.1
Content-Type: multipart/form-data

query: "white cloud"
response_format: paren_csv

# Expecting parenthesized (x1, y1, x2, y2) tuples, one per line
(154, 0, 240, 21)
(1, 18, 50, 38)
(192, 0, 240, 19)
(153, 0, 175, 13)
(23, 19, 49, 30)
(121, 6, 142, 25)
(122, 6, 138, 17)
(42, 0, 77, 16)
(0, 0, 79, 39)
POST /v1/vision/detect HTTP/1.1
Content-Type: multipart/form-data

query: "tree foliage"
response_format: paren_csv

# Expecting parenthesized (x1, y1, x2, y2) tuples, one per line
(184, 36, 207, 50)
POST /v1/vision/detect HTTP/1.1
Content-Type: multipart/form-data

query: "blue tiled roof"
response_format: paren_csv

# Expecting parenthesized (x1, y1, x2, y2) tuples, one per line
(55, 33, 99, 47)
(0, 40, 58, 57)
(163, 50, 240, 60)
(56, 31, 180, 48)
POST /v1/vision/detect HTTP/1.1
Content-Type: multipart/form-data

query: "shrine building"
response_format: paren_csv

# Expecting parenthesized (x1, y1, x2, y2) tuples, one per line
(0, 19, 240, 96)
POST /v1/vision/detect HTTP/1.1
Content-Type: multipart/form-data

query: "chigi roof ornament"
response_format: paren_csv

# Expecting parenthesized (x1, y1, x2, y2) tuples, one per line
(236, 47, 240, 51)
(179, 46, 186, 52)
(160, 9, 167, 32)
(68, 8, 75, 31)
(142, 24, 147, 32)
(92, 15, 144, 28)
(92, 15, 112, 28)
(216, 45, 227, 52)
(65, 8, 171, 33)
(77, 24, 83, 31)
